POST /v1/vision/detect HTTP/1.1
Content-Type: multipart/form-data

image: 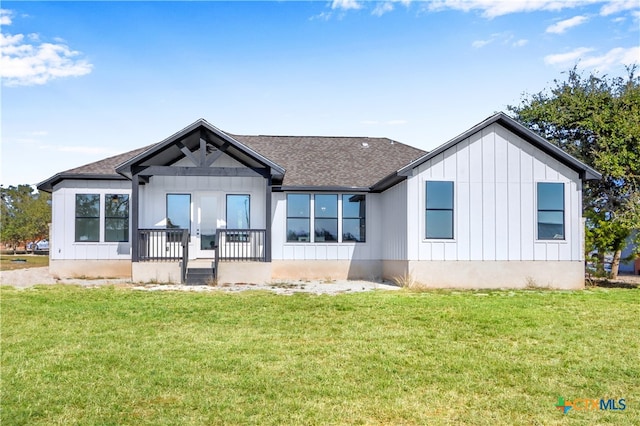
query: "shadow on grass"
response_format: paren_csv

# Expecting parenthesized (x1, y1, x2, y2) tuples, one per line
(588, 275, 640, 289)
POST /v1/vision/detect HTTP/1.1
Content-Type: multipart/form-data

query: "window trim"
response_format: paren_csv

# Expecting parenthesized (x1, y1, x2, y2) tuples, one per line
(226, 194, 251, 230)
(314, 194, 339, 243)
(75, 193, 101, 243)
(286, 193, 311, 242)
(425, 180, 455, 240)
(166, 193, 191, 231)
(104, 194, 130, 242)
(536, 181, 565, 241)
(342, 194, 366, 243)
(286, 193, 367, 244)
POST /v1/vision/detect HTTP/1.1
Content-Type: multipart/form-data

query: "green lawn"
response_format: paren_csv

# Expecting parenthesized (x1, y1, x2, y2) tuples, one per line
(2, 286, 638, 425)
(0, 255, 49, 271)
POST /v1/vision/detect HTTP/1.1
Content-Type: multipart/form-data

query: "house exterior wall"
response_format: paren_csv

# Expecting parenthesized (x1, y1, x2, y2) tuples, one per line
(270, 192, 382, 261)
(50, 180, 132, 262)
(393, 123, 586, 289)
(380, 180, 408, 261)
(407, 123, 583, 263)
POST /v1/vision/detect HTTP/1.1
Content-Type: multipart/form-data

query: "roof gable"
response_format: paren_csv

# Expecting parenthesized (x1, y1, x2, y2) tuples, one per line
(398, 112, 601, 181)
(38, 119, 426, 192)
(114, 119, 286, 179)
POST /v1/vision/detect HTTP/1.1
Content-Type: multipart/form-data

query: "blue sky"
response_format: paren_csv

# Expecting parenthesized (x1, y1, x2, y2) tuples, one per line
(1, 0, 638, 187)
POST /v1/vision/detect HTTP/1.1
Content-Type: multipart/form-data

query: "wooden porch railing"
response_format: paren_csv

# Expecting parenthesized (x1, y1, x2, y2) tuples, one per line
(216, 229, 267, 262)
(137, 229, 190, 282)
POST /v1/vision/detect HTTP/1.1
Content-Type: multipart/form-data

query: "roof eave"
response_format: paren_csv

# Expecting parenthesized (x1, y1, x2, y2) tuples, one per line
(37, 173, 128, 193)
(115, 119, 286, 177)
(398, 112, 602, 181)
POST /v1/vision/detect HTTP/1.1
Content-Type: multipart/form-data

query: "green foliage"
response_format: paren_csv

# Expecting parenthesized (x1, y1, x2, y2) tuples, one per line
(0, 185, 51, 249)
(509, 66, 640, 275)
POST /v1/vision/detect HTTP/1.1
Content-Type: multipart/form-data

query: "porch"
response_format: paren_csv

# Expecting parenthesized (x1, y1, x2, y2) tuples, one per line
(134, 228, 269, 284)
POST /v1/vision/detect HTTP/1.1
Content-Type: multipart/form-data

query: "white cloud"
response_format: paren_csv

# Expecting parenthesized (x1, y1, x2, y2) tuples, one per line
(372, 2, 395, 16)
(427, 0, 599, 18)
(472, 32, 526, 48)
(600, 0, 639, 16)
(331, 0, 362, 10)
(472, 39, 492, 48)
(544, 46, 639, 70)
(546, 15, 589, 34)
(580, 46, 640, 70)
(0, 9, 12, 25)
(372, 0, 412, 16)
(544, 47, 594, 65)
(0, 10, 93, 86)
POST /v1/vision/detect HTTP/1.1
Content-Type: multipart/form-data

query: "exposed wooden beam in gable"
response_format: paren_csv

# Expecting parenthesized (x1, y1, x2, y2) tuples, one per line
(205, 141, 231, 167)
(139, 166, 269, 178)
(175, 141, 199, 166)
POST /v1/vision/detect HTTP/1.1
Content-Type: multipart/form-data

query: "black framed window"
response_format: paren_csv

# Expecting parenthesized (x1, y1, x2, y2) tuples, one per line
(342, 194, 366, 242)
(315, 194, 338, 242)
(166, 194, 191, 230)
(425, 181, 454, 239)
(287, 194, 310, 242)
(537, 182, 564, 240)
(105, 194, 129, 242)
(226, 195, 250, 229)
(75, 194, 100, 242)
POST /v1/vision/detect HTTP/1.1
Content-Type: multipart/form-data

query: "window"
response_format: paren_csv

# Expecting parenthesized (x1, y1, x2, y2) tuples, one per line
(343, 194, 366, 242)
(287, 194, 310, 242)
(166, 194, 191, 230)
(537, 182, 564, 240)
(287, 193, 366, 243)
(315, 194, 338, 242)
(226, 195, 250, 229)
(226, 194, 250, 242)
(75, 194, 100, 242)
(425, 181, 454, 239)
(105, 194, 129, 242)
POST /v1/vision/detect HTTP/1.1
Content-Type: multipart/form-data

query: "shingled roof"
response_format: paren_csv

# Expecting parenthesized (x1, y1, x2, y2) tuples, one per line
(38, 123, 426, 192)
(232, 134, 425, 189)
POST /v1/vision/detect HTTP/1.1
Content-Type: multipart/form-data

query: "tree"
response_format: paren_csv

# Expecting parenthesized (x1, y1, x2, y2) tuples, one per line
(0, 185, 51, 252)
(509, 66, 640, 278)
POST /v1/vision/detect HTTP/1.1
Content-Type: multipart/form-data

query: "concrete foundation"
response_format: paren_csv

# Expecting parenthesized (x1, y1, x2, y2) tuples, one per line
(271, 260, 383, 282)
(217, 261, 272, 285)
(131, 262, 181, 284)
(49, 260, 131, 279)
(396, 260, 585, 289)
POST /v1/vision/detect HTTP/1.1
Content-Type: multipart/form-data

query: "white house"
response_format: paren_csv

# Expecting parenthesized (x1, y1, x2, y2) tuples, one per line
(38, 112, 601, 288)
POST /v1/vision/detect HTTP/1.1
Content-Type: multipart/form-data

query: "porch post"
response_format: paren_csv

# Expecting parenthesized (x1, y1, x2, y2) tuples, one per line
(265, 176, 272, 262)
(131, 174, 140, 262)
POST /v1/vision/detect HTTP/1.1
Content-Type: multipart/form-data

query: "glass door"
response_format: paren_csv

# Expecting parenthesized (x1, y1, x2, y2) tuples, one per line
(196, 194, 218, 258)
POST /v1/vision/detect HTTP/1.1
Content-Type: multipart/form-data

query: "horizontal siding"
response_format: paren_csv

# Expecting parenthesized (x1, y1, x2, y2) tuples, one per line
(411, 123, 583, 262)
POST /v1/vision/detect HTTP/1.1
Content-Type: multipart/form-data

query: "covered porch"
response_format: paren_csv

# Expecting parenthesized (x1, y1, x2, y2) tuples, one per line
(114, 119, 284, 284)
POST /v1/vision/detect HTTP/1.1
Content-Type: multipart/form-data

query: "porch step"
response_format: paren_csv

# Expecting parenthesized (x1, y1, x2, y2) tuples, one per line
(186, 267, 214, 285)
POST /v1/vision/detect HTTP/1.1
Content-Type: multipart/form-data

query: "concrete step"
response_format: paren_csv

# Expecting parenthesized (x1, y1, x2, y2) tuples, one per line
(186, 267, 214, 285)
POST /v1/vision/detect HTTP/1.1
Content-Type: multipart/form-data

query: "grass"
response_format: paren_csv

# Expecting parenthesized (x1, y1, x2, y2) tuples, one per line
(2, 286, 638, 425)
(0, 254, 49, 271)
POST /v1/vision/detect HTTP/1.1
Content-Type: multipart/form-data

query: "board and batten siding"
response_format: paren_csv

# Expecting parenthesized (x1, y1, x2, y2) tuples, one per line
(139, 154, 267, 230)
(270, 192, 383, 261)
(380, 180, 408, 261)
(407, 123, 583, 262)
(50, 180, 132, 260)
